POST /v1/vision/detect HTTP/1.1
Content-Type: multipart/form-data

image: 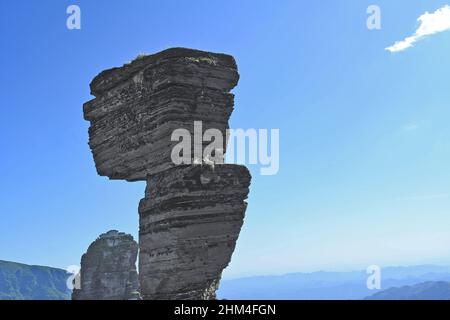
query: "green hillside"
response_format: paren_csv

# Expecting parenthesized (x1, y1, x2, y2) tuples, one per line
(0, 260, 71, 300)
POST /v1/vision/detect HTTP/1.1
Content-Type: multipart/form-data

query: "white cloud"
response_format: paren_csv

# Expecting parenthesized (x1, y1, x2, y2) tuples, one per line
(386, 5, 450, 53)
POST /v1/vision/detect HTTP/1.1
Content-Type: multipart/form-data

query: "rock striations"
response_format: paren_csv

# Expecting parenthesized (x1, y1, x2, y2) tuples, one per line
(139, 164, 251, 299)
(83, 48, 239, 181)
(72, 230, 140, 300)
(83, 48, 251, 300)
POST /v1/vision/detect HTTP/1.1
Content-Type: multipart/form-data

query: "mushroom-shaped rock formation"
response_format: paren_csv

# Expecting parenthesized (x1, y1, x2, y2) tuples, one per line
(83, 48, 251, 300)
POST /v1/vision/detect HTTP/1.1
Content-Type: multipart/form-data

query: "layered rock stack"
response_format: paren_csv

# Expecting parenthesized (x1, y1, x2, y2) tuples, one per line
(139, 164, 251, 299)
(72, 230, 140, 300)
(83, 48, 251, 300)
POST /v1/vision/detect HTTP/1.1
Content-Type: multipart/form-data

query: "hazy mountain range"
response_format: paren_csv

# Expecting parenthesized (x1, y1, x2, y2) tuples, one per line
(2, 259, 450, 300)
(218, 265, 450, 300)
(366, 281, 450, 300)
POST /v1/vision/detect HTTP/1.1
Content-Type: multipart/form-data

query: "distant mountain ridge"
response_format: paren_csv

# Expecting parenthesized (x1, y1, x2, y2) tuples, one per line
(3, 260, 450, 300)
(218, 265, 450, 300)
(366, 281, 450, 300)
(0, 260, 71, 300)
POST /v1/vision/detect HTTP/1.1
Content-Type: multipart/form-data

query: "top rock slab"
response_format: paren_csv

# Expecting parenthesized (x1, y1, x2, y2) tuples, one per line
(83, 48, 239, 181)
(89, 47, 239, 97)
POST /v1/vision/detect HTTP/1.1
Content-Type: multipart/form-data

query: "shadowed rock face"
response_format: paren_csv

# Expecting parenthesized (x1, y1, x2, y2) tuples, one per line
(139, 164, 251, 300)
(72, 230, 140, 300)
(83, 48, 251, 300)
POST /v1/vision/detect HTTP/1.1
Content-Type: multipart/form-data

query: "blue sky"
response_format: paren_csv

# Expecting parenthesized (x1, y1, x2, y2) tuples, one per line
(1, 0, 450, 279)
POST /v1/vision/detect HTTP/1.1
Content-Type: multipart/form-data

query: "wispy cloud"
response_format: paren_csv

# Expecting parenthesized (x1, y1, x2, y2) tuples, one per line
(400, 194, 450, 201)
(402, 123, 419, 132)
(386, 5, 450, 53)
